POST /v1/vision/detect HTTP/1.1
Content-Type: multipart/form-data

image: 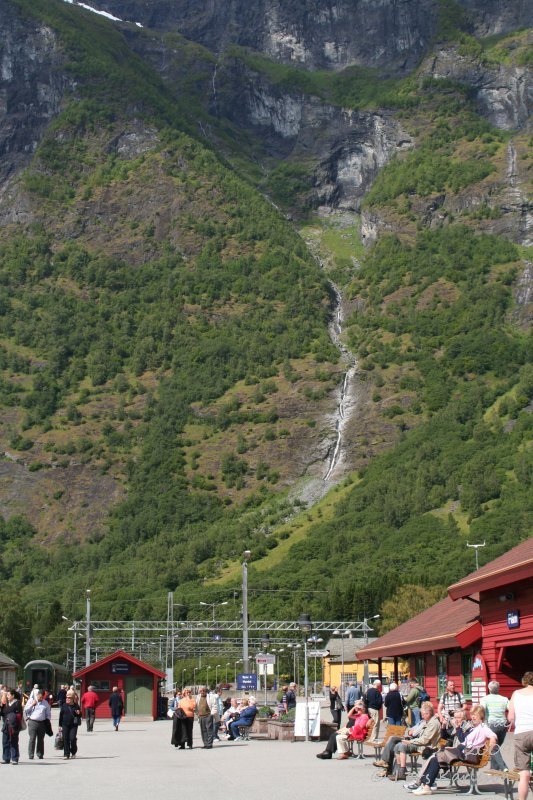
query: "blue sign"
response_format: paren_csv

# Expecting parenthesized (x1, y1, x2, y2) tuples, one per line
(111, 661, 131, 674)
(237, 673, 257, 691)
(507, 610, 520, 629)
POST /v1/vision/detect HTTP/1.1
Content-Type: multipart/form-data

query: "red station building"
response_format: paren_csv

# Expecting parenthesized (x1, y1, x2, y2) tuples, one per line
(73, 650, 166, 721)
(357, 537, 533, 700)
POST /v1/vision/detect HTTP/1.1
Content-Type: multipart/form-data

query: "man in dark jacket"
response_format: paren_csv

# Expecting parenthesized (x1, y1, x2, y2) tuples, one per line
(108, 687, 124, 731)
(364, 680, 383, 741)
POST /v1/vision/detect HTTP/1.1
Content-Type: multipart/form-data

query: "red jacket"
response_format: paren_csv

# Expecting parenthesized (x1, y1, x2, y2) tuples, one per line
(81, 690, 99, 709)
(348, 713, 370, 741)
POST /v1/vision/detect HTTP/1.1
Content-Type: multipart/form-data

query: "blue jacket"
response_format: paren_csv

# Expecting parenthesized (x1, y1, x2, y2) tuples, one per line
(238, 705, 256, 726)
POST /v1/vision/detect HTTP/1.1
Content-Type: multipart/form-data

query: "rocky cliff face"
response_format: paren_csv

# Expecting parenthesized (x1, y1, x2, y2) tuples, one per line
(421, 45, 531, 130)
(91, 0, 532, 71)
(0, 1, 69, 183)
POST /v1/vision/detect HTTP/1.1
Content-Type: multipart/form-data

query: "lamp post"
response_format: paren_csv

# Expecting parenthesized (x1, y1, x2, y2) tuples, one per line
(206, 665, 212, 688)
(225, 662, 230, 685)
(242, 550, 251, 673)
(363, 615, 380, 689)
(333, 629, 350, 701)
(182, 668, 187, 689)
(298, 613, 313, 742)
(307, 636, 323, 694)
(234, 659, 242, 685)
(215, 664, 221, 687)
(261, 634, 270, 705)
(85, 589, 91, 666)
(193, 667, 198, 693)
(199, 601, 228, 623)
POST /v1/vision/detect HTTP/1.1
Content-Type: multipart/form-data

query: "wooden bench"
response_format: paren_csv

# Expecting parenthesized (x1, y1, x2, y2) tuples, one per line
(485, 769, 521, 800)
(350, 718, 375, 759)
(447, 740, 493, 795)
(408, 737, 449, 775)
(367, 724, 406, 761)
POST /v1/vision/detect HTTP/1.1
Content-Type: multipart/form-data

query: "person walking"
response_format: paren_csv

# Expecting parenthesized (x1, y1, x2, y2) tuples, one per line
(108, 686, 124, 731)
(25, 689, 51, 759)
(365, 680, 384, 741)
(81, 685, 99, 733)
(177, 687, 196, 749)
(329, 686, 344, 730)
(58, 689, 82, 759)
(385, 682, 405, 725)
(508, 671, 533, 800)
(480, 680, 509, 771)
(1, 689, 23, 764)
(345, 682, 362, 713)
(196, 687, 214, 749)
(405, 679, 422, 725)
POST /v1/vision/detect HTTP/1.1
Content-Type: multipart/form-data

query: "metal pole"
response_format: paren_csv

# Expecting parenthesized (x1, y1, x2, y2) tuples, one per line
(73, 631, 77, 675)
(85, 590, 91, 666)
(341, 637, 345, 702)
(304, 637, 309, 742)
(363, 617, 369, 689)
(242, 552, 250, 673)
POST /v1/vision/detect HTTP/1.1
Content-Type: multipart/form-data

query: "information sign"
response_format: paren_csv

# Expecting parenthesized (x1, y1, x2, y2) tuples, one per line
(237, 673, 257, 691)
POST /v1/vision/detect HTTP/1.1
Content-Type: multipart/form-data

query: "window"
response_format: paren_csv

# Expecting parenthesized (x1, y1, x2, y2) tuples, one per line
(462, 653, 472, 698)
(437, 654, 447, 697)
(415, 657, 425, 685)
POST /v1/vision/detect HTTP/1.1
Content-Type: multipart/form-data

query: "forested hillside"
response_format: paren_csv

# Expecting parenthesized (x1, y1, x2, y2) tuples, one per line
(0, 0, 531, 667)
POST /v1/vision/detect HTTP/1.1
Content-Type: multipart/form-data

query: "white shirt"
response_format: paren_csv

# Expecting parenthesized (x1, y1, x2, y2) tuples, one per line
(512, 690, 533, 735)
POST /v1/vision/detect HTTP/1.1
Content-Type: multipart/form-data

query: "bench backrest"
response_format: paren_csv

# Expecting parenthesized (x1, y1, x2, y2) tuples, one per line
(364, 718, 375, 742)
(383, 724, 406, 743)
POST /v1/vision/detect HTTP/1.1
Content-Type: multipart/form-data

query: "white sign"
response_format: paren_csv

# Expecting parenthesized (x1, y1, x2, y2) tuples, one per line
(294, 701, 321, 737)
(256, 655, 276, 665)
(308, 650, 329, 658)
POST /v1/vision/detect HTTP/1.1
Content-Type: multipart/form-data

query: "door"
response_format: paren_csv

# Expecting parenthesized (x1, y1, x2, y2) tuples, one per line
(125, 676, 152, 715)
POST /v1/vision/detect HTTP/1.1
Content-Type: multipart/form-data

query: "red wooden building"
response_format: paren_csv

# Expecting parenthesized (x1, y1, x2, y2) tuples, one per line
(357, 537, 533, 700)
(73, 650, 166, 721)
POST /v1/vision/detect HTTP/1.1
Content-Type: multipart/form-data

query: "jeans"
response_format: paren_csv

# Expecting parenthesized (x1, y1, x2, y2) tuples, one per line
(27, 719, 46, 758)
(387, 716, 403, 725)
(411, 707, 421, 726)
(229, 719, 251, 739)
(86, 708, 96, 732)
(112, 715, 121, 728)
(2, 727, 20, 763)
(488, 724, 508, 771)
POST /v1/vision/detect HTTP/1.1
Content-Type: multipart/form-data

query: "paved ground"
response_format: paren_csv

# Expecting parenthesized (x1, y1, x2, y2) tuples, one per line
(1, 710, 518, 800)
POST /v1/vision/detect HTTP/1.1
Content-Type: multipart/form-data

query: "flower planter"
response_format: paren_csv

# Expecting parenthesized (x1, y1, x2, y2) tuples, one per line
(267, 720, 295, 741)
(252, 717, 270, 736)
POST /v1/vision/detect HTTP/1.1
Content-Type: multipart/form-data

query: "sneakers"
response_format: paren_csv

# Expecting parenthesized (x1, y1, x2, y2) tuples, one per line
(412, 786, 432, 796)
(403, 782, 420, 792)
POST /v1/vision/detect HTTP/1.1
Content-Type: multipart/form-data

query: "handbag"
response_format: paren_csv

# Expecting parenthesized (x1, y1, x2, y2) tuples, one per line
(54, 730, 64, 750)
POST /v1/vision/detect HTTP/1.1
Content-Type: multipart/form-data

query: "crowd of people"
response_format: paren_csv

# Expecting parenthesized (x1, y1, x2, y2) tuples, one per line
(0, 682, 125, 763)
(169, 686, 259, 749)
(315, 672, 533, 800)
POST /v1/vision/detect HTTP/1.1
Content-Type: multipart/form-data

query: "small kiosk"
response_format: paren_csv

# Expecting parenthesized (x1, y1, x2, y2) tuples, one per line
(73, 649, 165, 721)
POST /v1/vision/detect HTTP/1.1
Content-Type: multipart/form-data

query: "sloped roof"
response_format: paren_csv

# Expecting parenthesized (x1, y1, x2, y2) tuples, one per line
(448, 537, 533, 600)
(356, 596, 481, 661)
(73, 649, 165, 679)
(325, 637, 376, 661)
(0, 651, 18, 668)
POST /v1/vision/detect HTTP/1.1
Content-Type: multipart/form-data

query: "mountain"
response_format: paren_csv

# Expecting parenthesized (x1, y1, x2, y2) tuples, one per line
(0, 0, 531, 666)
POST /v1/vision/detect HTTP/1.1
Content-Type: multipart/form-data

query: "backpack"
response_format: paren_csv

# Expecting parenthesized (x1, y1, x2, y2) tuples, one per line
(418, 687, 430, 703)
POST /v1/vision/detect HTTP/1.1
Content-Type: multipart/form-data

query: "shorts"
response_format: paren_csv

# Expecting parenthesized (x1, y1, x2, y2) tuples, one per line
(514, 731, 533, 772)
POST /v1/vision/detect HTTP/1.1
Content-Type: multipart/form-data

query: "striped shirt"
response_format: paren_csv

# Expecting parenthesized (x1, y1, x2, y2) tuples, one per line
(480, 693, 508, 726)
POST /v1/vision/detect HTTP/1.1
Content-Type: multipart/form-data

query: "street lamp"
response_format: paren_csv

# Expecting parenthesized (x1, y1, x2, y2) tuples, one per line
(242, 550, 251, 672)
(333, 629, 351, 701)
(182, 668, 187, 688)
(307, 636, 323, 694)
(298, 613, 313, 742)
(199, 601, 228, 622)
(363, 615, 380, 689)
(85, 589, 91, 667)
(206, 665, 212, 688)
(193, 667, 199, 693)
(261, 634, 270, 705)
(215, 664, 221, 686)
(234, 659, 242, 685)
(287, 643, 301, 683)
(225, 662, 231, 684)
